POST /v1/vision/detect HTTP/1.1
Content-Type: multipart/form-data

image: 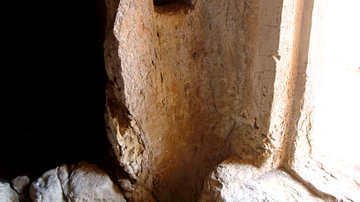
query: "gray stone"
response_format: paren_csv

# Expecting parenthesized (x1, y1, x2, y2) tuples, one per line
(66, 162, 126, 202)
(0, 181, 20, 202)
(30, 166, 66, 202)
(30, 162, 126, 202)
(11, 176, 30, 194)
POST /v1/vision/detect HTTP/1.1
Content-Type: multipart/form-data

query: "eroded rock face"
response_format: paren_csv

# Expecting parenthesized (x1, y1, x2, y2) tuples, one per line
(30, 162, 125, 202)
(103, 0, 283, 201)
(103, 0, 357, 201)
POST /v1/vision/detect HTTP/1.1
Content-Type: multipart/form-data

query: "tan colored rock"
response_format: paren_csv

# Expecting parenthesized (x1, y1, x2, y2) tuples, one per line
(104, 0, 283, 200)
(104, 0, 359, 201)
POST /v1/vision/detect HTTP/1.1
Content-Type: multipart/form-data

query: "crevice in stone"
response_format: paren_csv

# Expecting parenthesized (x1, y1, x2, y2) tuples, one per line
(55, 166, 68, 201)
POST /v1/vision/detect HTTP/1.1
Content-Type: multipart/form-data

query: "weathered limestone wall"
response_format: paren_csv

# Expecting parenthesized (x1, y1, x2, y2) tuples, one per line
(282, 0, 360, 200)
(103, 0, 359, 201)
(103, 0, 282, 201)
(198, 0, 359, 200)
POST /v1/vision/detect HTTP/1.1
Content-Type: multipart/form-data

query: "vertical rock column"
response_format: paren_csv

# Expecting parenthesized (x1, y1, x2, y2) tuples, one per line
(103, 0, 276, 201)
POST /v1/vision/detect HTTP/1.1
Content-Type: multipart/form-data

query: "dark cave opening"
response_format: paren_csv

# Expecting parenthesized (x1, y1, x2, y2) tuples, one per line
(1, 0, 109, 181)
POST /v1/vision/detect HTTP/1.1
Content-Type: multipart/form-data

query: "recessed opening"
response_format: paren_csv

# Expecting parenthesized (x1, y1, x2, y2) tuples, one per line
(153, 0, 193, 13)
(154, 0, 180, 6)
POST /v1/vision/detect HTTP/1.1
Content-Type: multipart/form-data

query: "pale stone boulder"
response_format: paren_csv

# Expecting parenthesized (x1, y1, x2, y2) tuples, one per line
(0, 180, 20, 202)
(199, 156, 323, 202)
(66, 162, 126, 202)
(30, 161, 126, 202)
(11, 175, 31, 201)
(30, 164, 72, 202)
(11, 175, 30, 195)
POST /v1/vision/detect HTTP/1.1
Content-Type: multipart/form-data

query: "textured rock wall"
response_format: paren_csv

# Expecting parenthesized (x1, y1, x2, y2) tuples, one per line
(281, 0, 360, 201)
(198, 0, 359, 200)
(103, 0, 284, 201)
(90, 0, 360, 201)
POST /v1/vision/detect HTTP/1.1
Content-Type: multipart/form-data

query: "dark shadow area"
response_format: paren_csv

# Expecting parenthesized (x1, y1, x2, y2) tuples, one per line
(154, 0, 181, 6)
(153, 0, 194, 14)
(1, 0, 109, 181)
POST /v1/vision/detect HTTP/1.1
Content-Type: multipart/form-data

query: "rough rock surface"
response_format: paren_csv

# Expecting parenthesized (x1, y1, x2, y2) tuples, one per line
(103, 0, 283, 201)
(199, 156, 323, 202)
(0, 180, 20, 202)
(103, 0, 359, 201)
(30, 161, 125, 202)
(11, 175, 30, 196)
(11, 175, 31, 201)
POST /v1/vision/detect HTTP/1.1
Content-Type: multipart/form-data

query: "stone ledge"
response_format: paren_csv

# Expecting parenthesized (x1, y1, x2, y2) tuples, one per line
(199, 156, 323, 202)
